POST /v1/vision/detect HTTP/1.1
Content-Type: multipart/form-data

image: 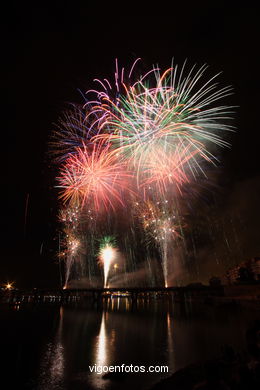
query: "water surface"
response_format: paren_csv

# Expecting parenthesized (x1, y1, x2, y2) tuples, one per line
(0, 298, 259, 389)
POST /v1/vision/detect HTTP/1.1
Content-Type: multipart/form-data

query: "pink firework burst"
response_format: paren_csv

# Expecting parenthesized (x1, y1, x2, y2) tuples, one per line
(57, 140, 133, 212)
(141, 144, 199, 197)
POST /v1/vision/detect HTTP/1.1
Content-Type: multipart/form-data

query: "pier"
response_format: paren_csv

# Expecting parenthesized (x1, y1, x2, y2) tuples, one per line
(2, 283, 260, 306)
(2, 285, 226, 305)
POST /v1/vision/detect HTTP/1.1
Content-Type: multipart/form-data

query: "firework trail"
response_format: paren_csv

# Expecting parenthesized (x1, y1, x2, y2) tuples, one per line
(58, 206, 84, 287)
(60, 229, 81, 288)
(135, 199, 185, 287)
(98, 236, 118, 288)
(58, 205, 100, 286)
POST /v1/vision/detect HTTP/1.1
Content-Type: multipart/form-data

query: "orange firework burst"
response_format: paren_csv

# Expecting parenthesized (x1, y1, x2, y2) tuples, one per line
(57, 140, 133, 212)
(140, 144, 198, 197)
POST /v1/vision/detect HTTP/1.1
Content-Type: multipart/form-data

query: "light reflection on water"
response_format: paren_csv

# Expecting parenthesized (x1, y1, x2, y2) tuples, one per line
(38, 307, 65, 390)
(4, 298, 258, 390)
(96, 312, 107, 366)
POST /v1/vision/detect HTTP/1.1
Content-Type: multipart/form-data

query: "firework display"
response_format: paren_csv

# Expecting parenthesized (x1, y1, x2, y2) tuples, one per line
(52, 59, 233, 288)
(134, 200, 185, 287)
(98, 236, 118, 288)
(57, 140, 133, 211)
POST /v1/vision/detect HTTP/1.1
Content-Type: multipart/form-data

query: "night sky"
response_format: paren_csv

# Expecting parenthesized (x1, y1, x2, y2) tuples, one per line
(2, 3, 260, 288)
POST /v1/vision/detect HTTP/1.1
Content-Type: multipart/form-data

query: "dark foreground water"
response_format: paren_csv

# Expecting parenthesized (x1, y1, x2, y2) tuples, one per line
(0, 298, 259, 390)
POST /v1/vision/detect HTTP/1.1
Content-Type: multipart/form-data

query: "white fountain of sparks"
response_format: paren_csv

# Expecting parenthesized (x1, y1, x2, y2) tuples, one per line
(100, 245, 117, 288)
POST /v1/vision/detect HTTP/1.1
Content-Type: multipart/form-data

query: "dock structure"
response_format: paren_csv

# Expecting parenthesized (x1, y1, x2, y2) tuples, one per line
(2, 285, 226, 305)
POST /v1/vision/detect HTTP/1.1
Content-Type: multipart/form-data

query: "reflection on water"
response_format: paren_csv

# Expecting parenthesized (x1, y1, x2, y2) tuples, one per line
(96, 313, 107, 366)
(167, 312, 175, 370)
(38, 307, 65, 389)
(90, 312, 110, 390)
(1, 298, 259, 390)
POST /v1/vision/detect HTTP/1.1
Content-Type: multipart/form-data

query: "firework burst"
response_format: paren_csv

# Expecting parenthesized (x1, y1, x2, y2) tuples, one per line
(90, 62, 233, 194)
(140, 144, 197, 198)
(51, 105, 95, 162)
(52, 58, 234, 288)
(57, 140, 133, 211)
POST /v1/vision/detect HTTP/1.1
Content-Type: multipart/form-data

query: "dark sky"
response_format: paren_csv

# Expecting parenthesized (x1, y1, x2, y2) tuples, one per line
(2, 3, 260, 288)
